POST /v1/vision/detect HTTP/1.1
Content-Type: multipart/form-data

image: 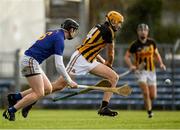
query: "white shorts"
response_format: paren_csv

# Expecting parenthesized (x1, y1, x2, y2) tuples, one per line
(20, 55, 42, 77)
(135, 70, 157, 86)
(66, 50, 100, 75)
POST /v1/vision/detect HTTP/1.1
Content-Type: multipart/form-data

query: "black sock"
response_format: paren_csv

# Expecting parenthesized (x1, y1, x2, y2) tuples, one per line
(8, 106, 17, 113)
(14, 93, 22, 100)
(147, 110, 152, 115)
(101, 101, 109, 108)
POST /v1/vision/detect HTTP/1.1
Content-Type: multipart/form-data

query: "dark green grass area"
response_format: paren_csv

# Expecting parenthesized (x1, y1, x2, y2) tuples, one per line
(0, 110, 180, 129)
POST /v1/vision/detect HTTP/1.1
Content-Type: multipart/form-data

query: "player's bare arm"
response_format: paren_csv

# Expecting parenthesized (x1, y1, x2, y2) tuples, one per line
(105, 42, 114, 68)
(154, 48, 166, 70)
(124, 50, 137, 71)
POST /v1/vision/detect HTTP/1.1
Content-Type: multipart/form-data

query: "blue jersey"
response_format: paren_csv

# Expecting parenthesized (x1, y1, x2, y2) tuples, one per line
(25, 29, 65, 64)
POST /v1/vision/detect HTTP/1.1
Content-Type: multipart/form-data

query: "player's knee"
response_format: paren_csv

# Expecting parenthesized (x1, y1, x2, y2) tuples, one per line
(108, 73, 119, 86)
(143, 91, 149, 98)
(45, 86, 52, 95)
(151, 94, 157, 100)
(37, 93, 45, 99)
(35, 91, 45, 99)
(31, 91, 44, 100)
(113, 73, 119, 82)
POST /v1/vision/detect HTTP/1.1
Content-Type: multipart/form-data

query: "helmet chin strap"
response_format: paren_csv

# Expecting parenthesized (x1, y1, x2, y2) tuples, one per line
(106, 16, 117, 32)
(111, 26, 118, 32)
(67, 30, 73, 40)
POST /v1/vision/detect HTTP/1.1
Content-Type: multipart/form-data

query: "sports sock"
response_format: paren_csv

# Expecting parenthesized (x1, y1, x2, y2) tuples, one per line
(101, 101, 109, 108)
(14, 93, 22, 100)
(8, 106, 17, 113)
(147, 110, 152, 115)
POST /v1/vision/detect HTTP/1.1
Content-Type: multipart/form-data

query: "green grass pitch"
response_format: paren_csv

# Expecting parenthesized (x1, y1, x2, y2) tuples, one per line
(0, 110, 180, 129)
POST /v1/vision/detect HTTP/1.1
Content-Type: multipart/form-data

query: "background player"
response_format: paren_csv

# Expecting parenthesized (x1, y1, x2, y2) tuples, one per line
(124, 23, 166, 118)
(3, 18, 79, 121)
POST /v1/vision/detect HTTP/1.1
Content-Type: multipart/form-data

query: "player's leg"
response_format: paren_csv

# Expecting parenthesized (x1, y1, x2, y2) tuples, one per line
(7, 88, 37, 118)
(90, 63, 119, 116)
(146, 84, 156, 118)
(136, 70, 153, 118)
(147, 71, 157, 100)
(6, 56, 40, 108)
(20, 75, 67, 119)
(3, 74, 46, 121)
(138, 82, 152, 116)
(90, 63, 119, 101)
(149, 85, 157, 100)
(147, 71, 157, 118)
(7, 89, 32, 107)
(63, 51, 119, 116)
(22, 72, 53, 118)
(19, 71, 70, 119)
(8, 76, 67, 116)
(51, 76, 68, 92)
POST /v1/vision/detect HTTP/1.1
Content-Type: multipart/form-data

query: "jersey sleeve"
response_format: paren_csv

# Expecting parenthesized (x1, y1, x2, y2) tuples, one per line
(147, 38, 157, 50)
(128, 41, 136, 53)
(54, 35, 64, 56)
(55, 55, 72, 83)
(151, 39, 157, 49)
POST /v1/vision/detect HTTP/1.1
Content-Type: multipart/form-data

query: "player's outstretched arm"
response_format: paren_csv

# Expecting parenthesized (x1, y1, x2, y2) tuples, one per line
(105, 42, 114, 68)
(154, 49, 166, 71)
(124, 50, 136, 71)
(55, 54, 78, 88)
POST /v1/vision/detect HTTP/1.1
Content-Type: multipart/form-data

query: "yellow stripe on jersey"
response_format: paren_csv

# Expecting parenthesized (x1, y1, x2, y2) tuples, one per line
(78, 27, 109, 62)
(88, 46, 104, 62)
(136, 44, 155, 71)
(85, 43, 105, 62)
(129, 39, 157, 71)
(83, 42, 105, 61)
(78, 30, 100, 53)
(147, 57, 150, 71)
(150, 55, 154, 71)
(87, 30, 101, 43)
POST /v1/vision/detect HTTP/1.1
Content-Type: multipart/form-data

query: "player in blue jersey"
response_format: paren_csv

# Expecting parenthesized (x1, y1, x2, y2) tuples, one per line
(3, 18, 79, 121)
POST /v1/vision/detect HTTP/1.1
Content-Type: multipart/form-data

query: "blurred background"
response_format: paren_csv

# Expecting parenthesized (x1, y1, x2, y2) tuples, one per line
(0, 0, 180, 110)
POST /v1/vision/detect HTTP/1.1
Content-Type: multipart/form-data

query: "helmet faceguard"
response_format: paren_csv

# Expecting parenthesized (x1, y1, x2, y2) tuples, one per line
(137, 23, 149, 40)
(137, 23, 149, 31)
(61, 18, 79, 40)
(67, 28, 79, 40)
(106, 11, 124, 31)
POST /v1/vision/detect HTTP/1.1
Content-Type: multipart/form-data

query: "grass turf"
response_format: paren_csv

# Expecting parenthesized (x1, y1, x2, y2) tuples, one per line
(0, 110, 180, 129)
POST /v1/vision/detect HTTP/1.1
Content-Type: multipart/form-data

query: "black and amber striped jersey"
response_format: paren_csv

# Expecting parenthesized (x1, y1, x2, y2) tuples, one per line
(129, 38, 157, 71)
(77, 22, 114, 63)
